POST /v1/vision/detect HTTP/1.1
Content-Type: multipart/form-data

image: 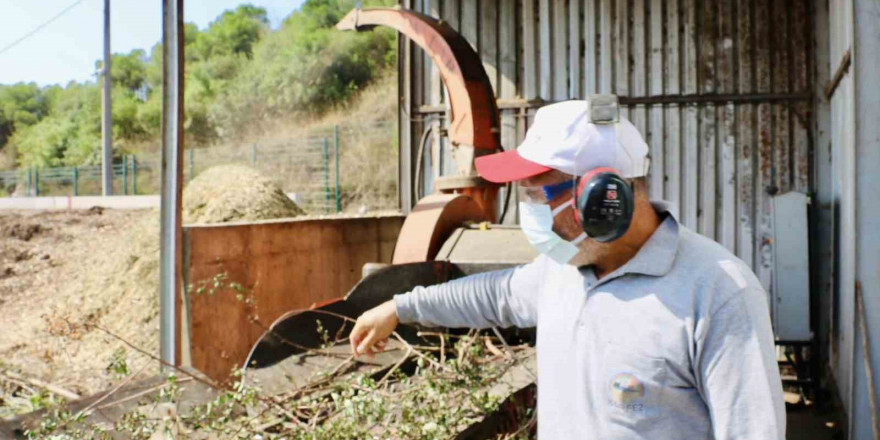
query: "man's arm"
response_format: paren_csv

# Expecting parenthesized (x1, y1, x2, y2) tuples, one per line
(695, 286, 786, 440)
(349, 259, 543, 356)
(394, 263, 540, 329)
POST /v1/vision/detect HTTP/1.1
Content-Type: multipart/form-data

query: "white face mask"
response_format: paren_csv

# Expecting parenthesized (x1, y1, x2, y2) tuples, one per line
(519, 200, 588, 265)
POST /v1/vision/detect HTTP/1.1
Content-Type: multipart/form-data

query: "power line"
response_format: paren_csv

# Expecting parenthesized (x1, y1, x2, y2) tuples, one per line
(0, 0, 90, 57)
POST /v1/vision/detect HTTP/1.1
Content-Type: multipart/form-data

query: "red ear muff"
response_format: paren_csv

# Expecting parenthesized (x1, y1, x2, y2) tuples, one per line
(573, 168, 634, 243)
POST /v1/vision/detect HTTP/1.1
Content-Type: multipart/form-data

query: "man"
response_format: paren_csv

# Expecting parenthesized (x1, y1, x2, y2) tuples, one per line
(349, 98, 785, 439)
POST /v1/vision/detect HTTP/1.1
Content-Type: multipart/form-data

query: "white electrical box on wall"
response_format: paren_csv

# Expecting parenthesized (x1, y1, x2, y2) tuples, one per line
(771, 192, 811, 342)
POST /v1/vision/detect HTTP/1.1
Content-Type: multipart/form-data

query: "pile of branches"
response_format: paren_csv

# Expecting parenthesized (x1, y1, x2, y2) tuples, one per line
(0, 370, 80, 421)
(17, 321, 536, 440)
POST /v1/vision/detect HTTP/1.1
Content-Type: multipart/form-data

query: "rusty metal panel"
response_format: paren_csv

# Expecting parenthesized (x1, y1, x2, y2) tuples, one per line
(717, 0, 735, 252)
(499, 1, 518, 151)
(631, 0, 647, 136)
(522, 0, 539, 99)
(753, 0, 773, 294)
(584, 0, 599, 94)
(499, 0, 518, 224)
(682, 0, 699, 230)
(791, 0, 811, 194)
(735, 0, 754, 269)
(664, 0, 681, 220)
(552, 0, 568, 100)
(539, 0, 552, 98)
(599, 0, 613, 93)
(648, 0, 664, 200)
(569, 0, 582, 98)
(615, 0, 629, 121)
(181, 215, 405, 382)
(481, 0, 499, 93)
(697, 0, 716, 240)
(440, 0, 459, 179)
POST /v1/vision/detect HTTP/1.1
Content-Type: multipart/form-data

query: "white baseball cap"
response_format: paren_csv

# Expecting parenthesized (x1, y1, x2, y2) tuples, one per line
(475, 98, 649, 183)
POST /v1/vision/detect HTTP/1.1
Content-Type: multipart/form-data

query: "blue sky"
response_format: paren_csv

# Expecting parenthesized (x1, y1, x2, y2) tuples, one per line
(0, 0, 307, 86)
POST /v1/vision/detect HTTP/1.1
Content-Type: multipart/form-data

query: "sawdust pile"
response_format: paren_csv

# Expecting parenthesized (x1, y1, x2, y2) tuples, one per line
(183, 165, 304, 224)
(0, 166, 303, 401)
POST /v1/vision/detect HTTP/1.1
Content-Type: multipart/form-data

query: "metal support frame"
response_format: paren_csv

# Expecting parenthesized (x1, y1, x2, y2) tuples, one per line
(416, 93, 814, 115)
(334, 125, 341, 213)
(101, 0, 113, 196)
(159, 0, 185, 369)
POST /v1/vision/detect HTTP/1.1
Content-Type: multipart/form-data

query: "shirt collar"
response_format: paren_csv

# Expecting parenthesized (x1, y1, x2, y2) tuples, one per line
(613, 200, 680, 277)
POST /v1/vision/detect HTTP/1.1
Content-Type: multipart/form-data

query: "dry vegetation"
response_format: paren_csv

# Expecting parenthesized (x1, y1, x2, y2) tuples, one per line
(0, 166, 305, 418)
(0, 71, 398, 413)
(0, 72, 416, 438)
(130, 72, 399, 214)
(236, 70, 399, 213)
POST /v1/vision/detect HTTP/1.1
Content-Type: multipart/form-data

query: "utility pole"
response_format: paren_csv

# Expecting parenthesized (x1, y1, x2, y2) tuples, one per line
(159, 0, 184, 370)
(101, 0, 113, 196)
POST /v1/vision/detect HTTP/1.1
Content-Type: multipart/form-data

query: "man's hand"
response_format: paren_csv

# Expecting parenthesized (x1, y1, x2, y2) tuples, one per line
(349, 300, 399, 357)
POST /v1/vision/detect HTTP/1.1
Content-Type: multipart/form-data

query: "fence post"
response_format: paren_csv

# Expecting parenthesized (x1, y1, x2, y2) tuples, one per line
(189, 149, 195, 182)
(34, 167, 39, 197)
(122, 155, 128, 195)
(131, 155, 137, 195)
(73, 166, 79, 196)
(251, 144, 257, 166)
(323, 138, 331, 211)
(334, 125, 341, 213)
(26, 168, 31, 197)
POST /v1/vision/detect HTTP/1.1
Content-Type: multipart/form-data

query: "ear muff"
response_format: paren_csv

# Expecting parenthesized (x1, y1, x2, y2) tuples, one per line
(572, 167, 634, 243)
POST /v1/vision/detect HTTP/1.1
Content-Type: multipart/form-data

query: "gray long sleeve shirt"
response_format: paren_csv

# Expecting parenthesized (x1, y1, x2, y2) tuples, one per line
(394, 203, 785, 439)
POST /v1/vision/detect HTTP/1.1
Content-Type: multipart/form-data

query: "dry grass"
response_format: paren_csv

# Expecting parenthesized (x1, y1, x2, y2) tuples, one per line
(0, 166, 306, 404)
(126, 73, 399, 214)
(0, 76, 399, 415)
(203, 71, 400, 214)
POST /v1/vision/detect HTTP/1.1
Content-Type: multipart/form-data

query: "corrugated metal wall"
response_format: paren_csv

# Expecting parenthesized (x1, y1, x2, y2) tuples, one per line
(826, 0, 857, 427)
(822, 0, 880, 437)
(400, 0, 814, 293)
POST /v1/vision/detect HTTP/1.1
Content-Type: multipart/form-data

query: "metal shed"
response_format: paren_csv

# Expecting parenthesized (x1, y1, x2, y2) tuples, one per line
(395, 0, 880, 438)
(399, 0, 812, 293)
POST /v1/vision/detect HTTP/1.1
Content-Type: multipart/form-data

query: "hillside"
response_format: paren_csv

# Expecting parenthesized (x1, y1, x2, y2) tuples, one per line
(0, 0, 396, 172)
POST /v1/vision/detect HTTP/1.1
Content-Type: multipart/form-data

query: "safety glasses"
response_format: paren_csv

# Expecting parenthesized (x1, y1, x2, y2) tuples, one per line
(518, 179, 576, 204)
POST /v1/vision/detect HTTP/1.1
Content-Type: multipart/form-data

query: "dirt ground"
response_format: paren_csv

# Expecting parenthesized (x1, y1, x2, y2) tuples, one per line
(0, 208, 160, 404)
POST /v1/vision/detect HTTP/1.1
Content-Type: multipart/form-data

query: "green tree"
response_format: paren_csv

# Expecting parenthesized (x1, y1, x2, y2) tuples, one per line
(3, 0, 398, 166)
(108, 49, 148, 92)
(209, 0, 395, 137)
(0, 83, 48, 148)
(191, 5, 268, 60)
(11, 83, 100, 167)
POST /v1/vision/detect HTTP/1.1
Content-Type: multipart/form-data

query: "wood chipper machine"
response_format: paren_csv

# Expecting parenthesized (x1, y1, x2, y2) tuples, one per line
(244, 6, 537, 371)
(223, 9, 542, 436)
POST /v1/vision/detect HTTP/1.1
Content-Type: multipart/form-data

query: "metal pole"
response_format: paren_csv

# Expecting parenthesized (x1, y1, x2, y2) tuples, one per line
(73, 166, 78, 196)
(101, 0, 113, 196)
(26, 169, 31, 197)
(122, 155, 128, 195)
(131, 155, 137, 195)
(334, 125, 341, 212)
(159, 0, 184, 370)
(323, 138, 330, 211)
(34, 168, 39, 197)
